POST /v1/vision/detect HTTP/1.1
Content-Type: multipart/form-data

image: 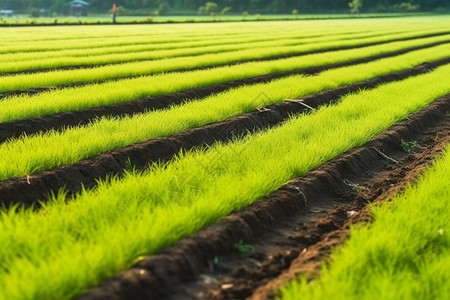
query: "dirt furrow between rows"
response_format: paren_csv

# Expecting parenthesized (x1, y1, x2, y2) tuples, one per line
(0, 61, 445, 207)
(77, 91, 450, 300)
(1, 55, 449, 145)
(1, 35, 449, 100)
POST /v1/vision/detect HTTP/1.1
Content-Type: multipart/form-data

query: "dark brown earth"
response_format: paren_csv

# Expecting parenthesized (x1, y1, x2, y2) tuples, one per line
(77, 91, 450, 300)
(1, 62, 447, 208)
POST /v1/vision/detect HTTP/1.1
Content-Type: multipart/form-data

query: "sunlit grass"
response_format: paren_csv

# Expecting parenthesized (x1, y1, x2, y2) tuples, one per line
(1, 63, 449, 299)
(0, 19, 406, 52)
(1, 26, 441, 72)
(1, 29, 450, 92)
(0, 28, 402, 64)
(1, 52, 450, 181)
(279, 144, 450, 300)
(1, 40, 450, 127)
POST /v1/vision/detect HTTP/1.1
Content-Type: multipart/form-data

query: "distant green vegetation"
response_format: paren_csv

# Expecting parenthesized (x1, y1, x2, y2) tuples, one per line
(6, 27, 435, 72)
(1, 0, 448, 17)
(279, 144, 450, 300)
(0, 13, 430, 26)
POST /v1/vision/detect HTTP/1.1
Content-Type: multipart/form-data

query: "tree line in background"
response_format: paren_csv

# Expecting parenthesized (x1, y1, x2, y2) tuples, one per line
(0, 0, 449, 15)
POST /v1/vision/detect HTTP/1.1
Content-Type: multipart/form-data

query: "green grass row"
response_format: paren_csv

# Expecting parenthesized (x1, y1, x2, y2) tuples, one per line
(3, 33, 450, 95)
(1, 28, 413, 72)
(2, 41, 450, 125)
(3, 19, 435, 58)
(2, 16, 435, 44)
(279, 144, 450, 300)
(0, 24, 280, 50)
(2, 23, 400, 60)
(0, 28, 408, 64)
(3, 27, 446, 73)
(4, 16, 447, 48)
(0, 20, 393, 52)
(0, 33, 311, 62)
(1, 63, 450, 300)
(0, 20, 329, 43)
(1, 49, 450, 181)
(0, 23, 262, 43)
(0, 31, 259, 52)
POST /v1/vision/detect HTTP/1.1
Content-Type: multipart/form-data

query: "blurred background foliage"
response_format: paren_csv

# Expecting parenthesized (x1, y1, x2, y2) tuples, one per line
(0, 0, 448, 16)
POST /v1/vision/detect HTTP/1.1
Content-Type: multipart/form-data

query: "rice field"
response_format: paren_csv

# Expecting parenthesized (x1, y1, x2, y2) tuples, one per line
(0, 16, 449, 300)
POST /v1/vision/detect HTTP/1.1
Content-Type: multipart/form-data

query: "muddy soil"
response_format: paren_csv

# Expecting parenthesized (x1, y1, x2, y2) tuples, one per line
(77, 94, 450, 300)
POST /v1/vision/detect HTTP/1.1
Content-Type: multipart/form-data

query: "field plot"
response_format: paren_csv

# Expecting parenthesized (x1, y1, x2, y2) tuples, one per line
(0, 17, 449, 300)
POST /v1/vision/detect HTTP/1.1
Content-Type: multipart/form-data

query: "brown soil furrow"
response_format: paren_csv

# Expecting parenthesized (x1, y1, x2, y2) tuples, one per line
(77, 95, 450, 300)
(1, 53, 449, 145)
(0, 61, 445, 208)
(1, 34, 449, 98)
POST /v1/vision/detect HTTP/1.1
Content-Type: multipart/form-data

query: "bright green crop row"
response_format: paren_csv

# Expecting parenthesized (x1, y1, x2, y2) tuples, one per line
(0, 28, 408, 65)
(2, 50, 450, 181)
(1, 28, 412, 72)
(0, 32, 255, 57)
(0, 25, 273, 52)
(0, 23, 259, 43)
(279, 145, 450, 300)
(0, 20, 383, 53)
(0, 21, 310, 45)
(2, 41, 450, 125)
(0, 23, 245, 43)
(0, 33, 308, 63)
(3, 15, 447, 44)
(3, 33, 450, 95)
(1, 18, 428, 47)
(2, 22, 403, 62)
(4, 27, 447, 73)
(1, 63, 450, 300)
(3, 19, 436, 61)
(0, 37, 304, 72)
(0, 13, 433, 27)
